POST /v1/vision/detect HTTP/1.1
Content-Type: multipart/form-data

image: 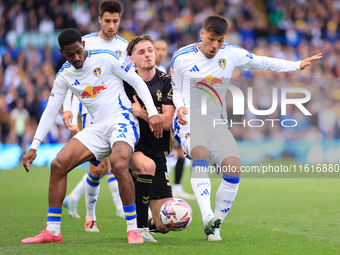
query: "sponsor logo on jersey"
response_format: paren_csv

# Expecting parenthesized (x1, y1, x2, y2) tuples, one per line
(218, 58, 226, 69)
(115, 50, 122, 57)
(93, 67, 102, 77)
(79, 82, 107, 99)
(246, 51, 253, 59)
(193, 75, 224, 108)
(189, 65, 200, 72)
(72, 79, 80, 86)
(120, 62, 132, 72)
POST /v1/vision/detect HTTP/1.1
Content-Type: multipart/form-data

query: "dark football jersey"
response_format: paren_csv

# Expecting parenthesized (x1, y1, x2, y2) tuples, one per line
(124, 68, 173, 164)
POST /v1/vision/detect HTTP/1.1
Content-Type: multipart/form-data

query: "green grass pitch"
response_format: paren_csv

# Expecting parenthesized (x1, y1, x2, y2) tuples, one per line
(0, 159, 339, 254)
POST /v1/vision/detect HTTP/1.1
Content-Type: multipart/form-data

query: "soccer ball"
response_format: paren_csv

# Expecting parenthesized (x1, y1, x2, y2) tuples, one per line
(160, 198, 193, 231)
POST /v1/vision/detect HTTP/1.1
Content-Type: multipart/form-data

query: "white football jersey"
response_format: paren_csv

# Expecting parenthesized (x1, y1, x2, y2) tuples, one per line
(171, 40, 301, 120)
(32, 49, 158, 149)
(64, 32, 130, 117)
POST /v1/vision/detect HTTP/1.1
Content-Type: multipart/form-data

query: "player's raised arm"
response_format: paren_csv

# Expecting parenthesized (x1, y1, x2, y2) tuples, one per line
(234, 46, 322, 72)
(300, 53, 322, 70)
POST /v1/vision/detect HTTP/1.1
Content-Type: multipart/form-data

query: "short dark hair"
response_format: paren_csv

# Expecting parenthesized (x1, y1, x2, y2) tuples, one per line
(58, 28, 82, 49)
(203, 15, 229, 35)
(99, 0, 122, 17)
(126, 35, 154, 56)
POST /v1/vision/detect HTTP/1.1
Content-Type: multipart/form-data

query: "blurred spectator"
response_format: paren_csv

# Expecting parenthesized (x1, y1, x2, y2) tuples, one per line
(9, 97, 30, 147)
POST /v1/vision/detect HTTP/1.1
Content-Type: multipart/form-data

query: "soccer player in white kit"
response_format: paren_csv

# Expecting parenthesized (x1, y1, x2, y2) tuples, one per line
(62, 1, 128, 228)
(21, 28, 163, 244)
(171, 15, 322, 241)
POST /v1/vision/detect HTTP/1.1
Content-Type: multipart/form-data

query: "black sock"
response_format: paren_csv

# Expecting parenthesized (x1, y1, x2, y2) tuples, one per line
(147, 219, 159, 232)
(135, 174, 153, 228)
(175, 157, 185, 184)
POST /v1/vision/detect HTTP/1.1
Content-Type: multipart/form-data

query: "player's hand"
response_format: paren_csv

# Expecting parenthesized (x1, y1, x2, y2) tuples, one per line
(63, 111, 73, 128)
(68, 124, 80, 136)
(300, 53, 322, 70)
(131, 95, 142, 117)
(177, 107, 188, 125)
(22, 149, 37, 173)
(149, 115, 163, 138)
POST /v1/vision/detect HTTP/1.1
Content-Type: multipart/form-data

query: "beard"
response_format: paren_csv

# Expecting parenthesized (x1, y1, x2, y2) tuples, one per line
(103, 30, 115, 38)
(141, 63, 155, 71)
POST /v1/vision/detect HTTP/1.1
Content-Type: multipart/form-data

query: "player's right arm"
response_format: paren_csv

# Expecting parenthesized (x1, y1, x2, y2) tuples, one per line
(23, 77, 68, 172)
(62, 89, 73, 127)
(171, 55, 187, 125)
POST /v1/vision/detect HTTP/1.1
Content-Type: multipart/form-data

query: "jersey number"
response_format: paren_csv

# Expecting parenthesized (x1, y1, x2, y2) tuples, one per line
(118, 124, 127, 133)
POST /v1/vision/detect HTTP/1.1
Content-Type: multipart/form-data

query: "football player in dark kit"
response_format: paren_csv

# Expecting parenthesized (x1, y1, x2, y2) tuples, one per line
(124, 35, 175, 242)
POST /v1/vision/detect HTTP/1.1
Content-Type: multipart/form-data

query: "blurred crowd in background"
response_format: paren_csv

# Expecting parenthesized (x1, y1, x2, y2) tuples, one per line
(1, 0, 340, 150)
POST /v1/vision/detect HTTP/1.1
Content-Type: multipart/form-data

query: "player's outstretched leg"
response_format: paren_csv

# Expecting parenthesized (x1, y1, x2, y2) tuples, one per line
(22, 138, 95, 243)
(63, 173, 87, 219)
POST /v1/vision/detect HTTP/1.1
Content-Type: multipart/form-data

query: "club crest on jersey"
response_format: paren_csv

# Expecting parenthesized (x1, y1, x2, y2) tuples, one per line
(185, 132, 190, 139)
(115, 50, 122, 57)
(93, 67, 102, 77)
(218, 59, 226, 69)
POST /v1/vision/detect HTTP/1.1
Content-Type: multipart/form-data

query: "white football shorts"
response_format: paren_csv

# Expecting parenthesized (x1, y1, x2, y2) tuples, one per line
(74, 111, 139, 161)
(173, 116, 240, 166)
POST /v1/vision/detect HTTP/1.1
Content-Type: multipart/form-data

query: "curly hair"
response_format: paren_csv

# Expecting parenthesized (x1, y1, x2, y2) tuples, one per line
(58, 28, 82, 50)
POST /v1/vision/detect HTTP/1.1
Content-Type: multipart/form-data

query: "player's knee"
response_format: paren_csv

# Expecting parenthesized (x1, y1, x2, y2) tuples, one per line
(92, 167, 103, 177)
(191, 146, 209, 161)
(50, 158, 66, 176)
(141, 160, 156, 175)
(111, 161, 129, 176)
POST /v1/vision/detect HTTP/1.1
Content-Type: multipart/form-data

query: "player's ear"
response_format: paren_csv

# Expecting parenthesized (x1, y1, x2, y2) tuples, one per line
(129, 55, 135, 64)
(82, 40, 85, 48)
(59, 48, 64, 56)
(200, 29, 204, 39)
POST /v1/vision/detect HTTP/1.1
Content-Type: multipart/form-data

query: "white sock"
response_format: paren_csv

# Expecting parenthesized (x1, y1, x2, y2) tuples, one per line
(70, 173, 87, 203)
(214, 175, 240, 222)
(85, 172, 101, 222)
(126, 218, 137, 232)
(191, 160, 213, 221)
(173, 184, 183, 194)
(107, 173, 123, 212)
(47, 221, 61, 236)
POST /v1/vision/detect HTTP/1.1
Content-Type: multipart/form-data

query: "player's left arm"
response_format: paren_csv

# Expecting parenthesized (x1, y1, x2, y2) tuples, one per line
(131, 95, 175, 131)
(299, 53, 322, 70)
(235, 47, 322, 72)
